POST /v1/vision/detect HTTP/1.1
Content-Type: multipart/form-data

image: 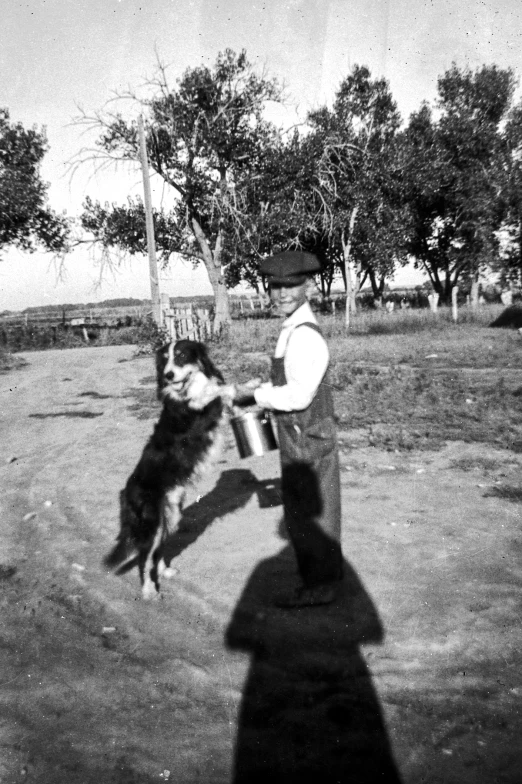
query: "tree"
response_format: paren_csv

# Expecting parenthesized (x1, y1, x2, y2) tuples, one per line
(403, 64, 515, 303)
(496, 101, 522, 287)
(222, 128, 334, 295)
(0, 108, 69, 256)
(76, 50, 281, 331)
(308, 66, 408, 322)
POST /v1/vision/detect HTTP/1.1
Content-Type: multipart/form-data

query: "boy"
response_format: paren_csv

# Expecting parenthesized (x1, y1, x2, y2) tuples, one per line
(234, 251, 343, 607)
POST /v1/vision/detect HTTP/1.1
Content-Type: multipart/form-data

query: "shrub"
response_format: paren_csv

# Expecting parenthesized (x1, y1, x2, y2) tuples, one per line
(134, 316, 170, 353)
(0, 347, 26, 372)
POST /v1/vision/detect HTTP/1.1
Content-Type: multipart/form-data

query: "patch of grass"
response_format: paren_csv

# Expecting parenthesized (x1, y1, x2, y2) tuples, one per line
(1, 322, 145, 352)
(449, 456, 508, 472)
(92, 326, 142, 346)
(0, 347, 27, 373)
(327, 326, 522, 372)
(483, 485, 522, 502)
(322, 303, 504, 337)
(0, 564, 17, 580)
(7, 305, 519, 453)
(213, 308, 522, 452)
(332, 363, 522, 450)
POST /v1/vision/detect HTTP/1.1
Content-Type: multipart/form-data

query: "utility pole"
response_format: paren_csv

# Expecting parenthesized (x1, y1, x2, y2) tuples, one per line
(137, 114, 162, 325)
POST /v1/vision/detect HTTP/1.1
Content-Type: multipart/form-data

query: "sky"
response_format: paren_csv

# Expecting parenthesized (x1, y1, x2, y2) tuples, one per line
(2, 0, 522, 310)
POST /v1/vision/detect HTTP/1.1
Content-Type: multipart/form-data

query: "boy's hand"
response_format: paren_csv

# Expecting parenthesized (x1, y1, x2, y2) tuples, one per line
(244, 377, 262, 389)
(233, 379, 261, 407)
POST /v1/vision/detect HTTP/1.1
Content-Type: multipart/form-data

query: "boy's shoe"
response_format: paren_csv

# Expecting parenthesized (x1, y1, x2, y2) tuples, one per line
(274, 583, 337, 608)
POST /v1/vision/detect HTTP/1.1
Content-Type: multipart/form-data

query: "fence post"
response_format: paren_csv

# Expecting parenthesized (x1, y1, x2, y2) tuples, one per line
(428, 292, 439, 313)
(452, 286, 459, 323)
(160, 293, 175, 339)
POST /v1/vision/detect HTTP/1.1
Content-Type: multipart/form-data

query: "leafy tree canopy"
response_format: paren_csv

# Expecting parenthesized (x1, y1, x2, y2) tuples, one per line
(306, 65, 409, 309)
(403, 64, 516, 301)
(496, 100, 522, 286)
(0, 108, 69, 255)
(77, 49, 282, 328)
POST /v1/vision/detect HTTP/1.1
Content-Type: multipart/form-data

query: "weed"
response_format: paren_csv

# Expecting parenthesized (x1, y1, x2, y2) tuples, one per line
(134, 316, 170, 352)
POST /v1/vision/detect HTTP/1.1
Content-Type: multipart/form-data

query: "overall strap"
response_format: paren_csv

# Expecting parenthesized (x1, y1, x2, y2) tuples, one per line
(280, 320, 324, 354)
(295, 321, 323, 336)
(271, 319, 333, 417)
(275, 319, 323, 360)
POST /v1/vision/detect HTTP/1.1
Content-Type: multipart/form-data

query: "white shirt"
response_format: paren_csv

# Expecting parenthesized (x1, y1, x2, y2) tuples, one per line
(254, 301, 329, 412)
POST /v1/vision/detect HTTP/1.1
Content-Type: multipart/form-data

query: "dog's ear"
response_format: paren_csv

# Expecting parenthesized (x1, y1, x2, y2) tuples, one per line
(155, 343, 170, 399)
(194, 342, 224, 383)
(155, 342, 170, 360)
(155, 344, 169, 370)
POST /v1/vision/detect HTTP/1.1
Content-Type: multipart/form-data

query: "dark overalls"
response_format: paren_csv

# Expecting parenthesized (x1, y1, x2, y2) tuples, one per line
(271, 322, 343, 589)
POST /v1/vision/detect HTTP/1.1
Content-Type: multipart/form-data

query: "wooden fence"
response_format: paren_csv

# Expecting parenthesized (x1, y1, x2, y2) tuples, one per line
(161, 303, 213, 341)
(1, 294, 270, 342)
(159, 293, 268, 341)
(0, 305, 147, 327)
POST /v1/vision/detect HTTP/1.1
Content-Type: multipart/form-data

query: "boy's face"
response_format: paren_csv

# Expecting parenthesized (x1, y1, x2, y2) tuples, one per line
(269, 279, 309, 317)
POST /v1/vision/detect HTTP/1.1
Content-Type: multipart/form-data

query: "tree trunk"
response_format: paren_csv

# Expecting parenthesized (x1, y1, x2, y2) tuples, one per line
(342, 206, 359, 329)
(339, 261, 347, 290)
(518, 220, 522, 288)
(324, 260, 334, 298)
(368, 269, 386, 303)
(470, 276, 479, 310)
(191, 217, 231, 333)
(345, 262, 354, 329)
(326, 275, 332, 298)
(206, 263, 231, 332)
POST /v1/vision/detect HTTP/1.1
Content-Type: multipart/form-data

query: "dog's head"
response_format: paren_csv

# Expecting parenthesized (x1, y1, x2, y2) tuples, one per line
(156, 340, 225, 404)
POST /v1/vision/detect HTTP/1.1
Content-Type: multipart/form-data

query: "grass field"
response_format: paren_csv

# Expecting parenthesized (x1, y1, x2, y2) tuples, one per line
(212, 304, 522, 452)
(4, 303, 522, 453)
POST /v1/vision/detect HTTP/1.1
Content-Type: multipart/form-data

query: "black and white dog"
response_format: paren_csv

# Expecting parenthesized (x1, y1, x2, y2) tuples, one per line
(104, 339, 234, 599)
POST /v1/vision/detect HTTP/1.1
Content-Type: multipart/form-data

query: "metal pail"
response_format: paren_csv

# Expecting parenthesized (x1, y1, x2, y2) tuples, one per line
(231, 410, 278, 459)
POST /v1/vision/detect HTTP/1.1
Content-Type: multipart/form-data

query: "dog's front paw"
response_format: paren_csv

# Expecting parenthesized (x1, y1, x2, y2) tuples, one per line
(187, 379, 221, 410)
(220, 384, 236, 407)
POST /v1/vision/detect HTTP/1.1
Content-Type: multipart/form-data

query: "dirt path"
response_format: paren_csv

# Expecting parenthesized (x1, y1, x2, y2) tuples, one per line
(0, 345, 521, 783)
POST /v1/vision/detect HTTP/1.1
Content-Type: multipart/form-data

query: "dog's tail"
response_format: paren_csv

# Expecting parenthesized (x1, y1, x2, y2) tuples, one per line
(103, 534, 137, 571)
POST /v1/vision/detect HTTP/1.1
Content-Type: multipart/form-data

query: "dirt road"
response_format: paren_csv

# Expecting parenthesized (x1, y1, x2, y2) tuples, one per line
(1, 345, 521, 782)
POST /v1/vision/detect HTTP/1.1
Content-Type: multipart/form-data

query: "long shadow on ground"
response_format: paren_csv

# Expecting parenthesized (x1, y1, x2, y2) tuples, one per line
(162, 469, 280, 564)
(226, 540, 402, 784)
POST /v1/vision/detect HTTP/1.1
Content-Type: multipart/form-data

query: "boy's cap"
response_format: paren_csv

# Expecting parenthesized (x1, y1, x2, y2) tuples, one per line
(260, 251, 320, 284)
